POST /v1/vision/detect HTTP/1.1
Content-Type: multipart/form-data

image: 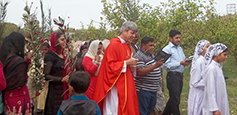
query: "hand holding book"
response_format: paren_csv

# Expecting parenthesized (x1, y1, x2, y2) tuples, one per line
(154, 48, 171, 63)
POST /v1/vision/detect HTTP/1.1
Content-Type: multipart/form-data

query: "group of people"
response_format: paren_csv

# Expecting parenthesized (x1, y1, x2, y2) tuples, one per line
(0, 20, 230, 115)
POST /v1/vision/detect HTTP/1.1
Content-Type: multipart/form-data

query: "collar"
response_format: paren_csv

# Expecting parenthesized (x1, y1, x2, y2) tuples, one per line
(199, 55, 204, 59)
(70, 95, 89, 100)
(212, 60, 222, 68)
(169, 42, 180, 48)
(140, 49, 153, 57)
(118, 36, 126, 43)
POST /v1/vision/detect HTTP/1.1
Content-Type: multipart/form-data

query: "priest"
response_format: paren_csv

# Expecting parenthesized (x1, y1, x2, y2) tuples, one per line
(93, 21, 139, 115)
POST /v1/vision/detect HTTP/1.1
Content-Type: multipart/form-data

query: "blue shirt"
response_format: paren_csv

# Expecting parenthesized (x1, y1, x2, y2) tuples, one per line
(162, 42, 185, 73)
(57, 95, 101, 115)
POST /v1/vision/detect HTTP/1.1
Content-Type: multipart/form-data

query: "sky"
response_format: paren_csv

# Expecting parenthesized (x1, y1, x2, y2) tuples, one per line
(4, 0, 237, 29)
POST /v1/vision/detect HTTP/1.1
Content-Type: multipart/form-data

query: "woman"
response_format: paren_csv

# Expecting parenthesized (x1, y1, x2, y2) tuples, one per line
(0, 32, 32, 115)
(188, 40, 210, 115)
(75, 45, 88, 71)
(77, 41, 87, 54)
(82, 40, 103, 99)
(44, 31, 68, 115)
(201, 43, 229, 115)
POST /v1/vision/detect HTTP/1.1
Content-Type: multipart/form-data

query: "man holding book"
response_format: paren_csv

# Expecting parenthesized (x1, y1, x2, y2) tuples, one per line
(134, 36, 164, 115)
(162, 30, 191, 115)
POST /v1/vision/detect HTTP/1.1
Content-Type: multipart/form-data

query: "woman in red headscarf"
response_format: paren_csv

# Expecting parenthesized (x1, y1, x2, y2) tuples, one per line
(43, 31, 68, 115)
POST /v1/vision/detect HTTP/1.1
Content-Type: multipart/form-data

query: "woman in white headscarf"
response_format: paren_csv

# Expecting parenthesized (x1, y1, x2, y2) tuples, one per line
(82, 40, 103, 99)
(188, 40, 210, 115)
(201, 43, 229, 115)
(94, 39, 110, 76)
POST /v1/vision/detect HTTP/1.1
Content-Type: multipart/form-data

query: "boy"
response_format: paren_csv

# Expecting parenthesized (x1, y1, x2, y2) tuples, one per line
(57, 71, 101, 115)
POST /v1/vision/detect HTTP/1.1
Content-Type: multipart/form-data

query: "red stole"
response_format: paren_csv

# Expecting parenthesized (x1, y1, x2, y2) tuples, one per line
(93, 37, 139, 115)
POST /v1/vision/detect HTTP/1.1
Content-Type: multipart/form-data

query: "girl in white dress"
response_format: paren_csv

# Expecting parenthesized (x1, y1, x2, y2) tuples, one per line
(188, 40, 210, 115)
(201, 43, 229, 115)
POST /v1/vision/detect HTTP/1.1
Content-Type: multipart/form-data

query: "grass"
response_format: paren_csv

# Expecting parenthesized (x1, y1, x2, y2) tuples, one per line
(162, 56, 237, 115)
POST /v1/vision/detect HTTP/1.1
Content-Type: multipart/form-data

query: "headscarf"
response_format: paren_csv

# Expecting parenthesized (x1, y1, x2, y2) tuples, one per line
(102, 39, 110, 51)
(201, 43, 227, 78)
(49, 31, 63, 54)
(0, 32, 25, 67)
(191, 40, 210, 72)
(85, 40, 101, 61)
(77, 41, 86, 53)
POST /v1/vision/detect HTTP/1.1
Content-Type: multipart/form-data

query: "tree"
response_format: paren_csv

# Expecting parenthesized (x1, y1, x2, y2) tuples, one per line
(22, 2, 45, 94)
(0, 0, 8, 45)
(101, 0, 141, 30)
(2, 22, 18, 36)
(40, 0, 46, 37)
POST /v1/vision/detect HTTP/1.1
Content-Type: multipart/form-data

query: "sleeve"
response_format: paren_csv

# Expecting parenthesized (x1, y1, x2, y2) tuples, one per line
(82, 56, 99, 75)
(162, 48, 182, 70)
(0, 62, 6, 91)
(57, 106, 62, 115)
(205, 68, 219, 112)
(136, 60, 145, 70)
(190, 64, 205, 88)
(121, 61, 127, 73)
(106, 44, 126, 76)
(96, 104, 101, 115)
(134, 53, 145, 70)
(44, 61, 63, 82)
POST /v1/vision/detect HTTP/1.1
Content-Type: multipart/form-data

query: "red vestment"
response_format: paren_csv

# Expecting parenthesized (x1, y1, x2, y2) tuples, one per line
(93, 37, 139, 115)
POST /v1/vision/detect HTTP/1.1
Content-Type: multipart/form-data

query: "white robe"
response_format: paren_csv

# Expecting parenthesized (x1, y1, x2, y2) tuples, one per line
(202, 60, 229, 115)
(188, 56, 205, 115)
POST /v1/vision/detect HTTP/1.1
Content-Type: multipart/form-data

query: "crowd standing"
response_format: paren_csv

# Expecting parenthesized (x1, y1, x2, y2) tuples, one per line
(0, 21, 230, 115)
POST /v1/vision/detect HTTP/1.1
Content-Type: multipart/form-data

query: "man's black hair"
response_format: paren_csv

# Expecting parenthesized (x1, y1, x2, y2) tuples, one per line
(141, 36, 154, 45)
(69, 71, 90, 94)
(169, 30, 181, 38)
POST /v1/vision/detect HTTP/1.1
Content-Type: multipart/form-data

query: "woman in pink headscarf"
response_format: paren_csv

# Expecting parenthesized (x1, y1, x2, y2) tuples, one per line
(43, 31, 68, 115)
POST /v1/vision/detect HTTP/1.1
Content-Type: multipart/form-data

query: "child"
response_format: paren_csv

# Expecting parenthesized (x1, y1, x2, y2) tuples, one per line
(57, 71, 101, 115)
(201, 43, 229, 115)
(188, 40, 210, 115)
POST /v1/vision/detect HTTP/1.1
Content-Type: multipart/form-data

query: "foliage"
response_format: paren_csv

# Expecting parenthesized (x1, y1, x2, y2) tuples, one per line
(1, 22, 18, 37)
(22, 2, 45, 93)
(101, 0, 141, 30)
(53, 17, 76, 76)
(0, 0, 8, 45)
(81, 20, 115, 40)
(99, 0, 237, 61)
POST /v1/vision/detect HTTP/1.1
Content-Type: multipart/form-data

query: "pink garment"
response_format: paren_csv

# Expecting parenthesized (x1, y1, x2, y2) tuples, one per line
(0, 62, 6, 90)
(4, 85, 32, 115)
(82, 56, 99, 99)
(77, 41, 86, 53)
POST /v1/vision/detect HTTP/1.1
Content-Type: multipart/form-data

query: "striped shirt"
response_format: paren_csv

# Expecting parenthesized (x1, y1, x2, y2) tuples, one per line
(134, 49, 161, 92)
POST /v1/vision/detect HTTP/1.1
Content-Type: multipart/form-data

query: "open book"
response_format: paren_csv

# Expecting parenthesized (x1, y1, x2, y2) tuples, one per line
(154, 48, 171, 63)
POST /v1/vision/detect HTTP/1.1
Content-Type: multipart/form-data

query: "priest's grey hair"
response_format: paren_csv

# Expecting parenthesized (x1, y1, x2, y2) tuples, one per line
(120, 21, 138, 35)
